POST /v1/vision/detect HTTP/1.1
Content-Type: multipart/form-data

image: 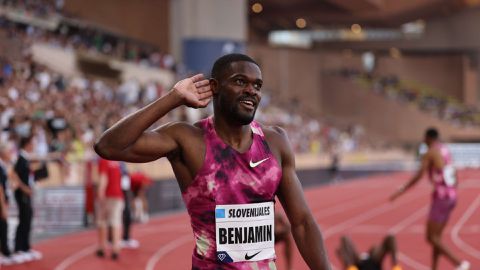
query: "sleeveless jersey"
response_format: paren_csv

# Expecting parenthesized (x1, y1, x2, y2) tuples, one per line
(428, 143, 456, 200)
(182, 117, 282, 270)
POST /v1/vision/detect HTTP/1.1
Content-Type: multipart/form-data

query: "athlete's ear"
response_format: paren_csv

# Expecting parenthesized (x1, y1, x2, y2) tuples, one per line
(209, 78, 219, 95)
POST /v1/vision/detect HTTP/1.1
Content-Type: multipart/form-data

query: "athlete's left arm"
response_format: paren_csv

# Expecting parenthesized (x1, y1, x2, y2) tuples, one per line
(273, 127, 331, 270)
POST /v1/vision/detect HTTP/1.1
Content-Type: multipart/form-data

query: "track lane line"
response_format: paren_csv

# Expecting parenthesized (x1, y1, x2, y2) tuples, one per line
(322, 191, 426, 238)
(388, 205, 428, 234)
(387, 206, 430, 269)
(319, 190, 427, 270)
(144, 235, 192, 270)
(451, 195, 480, 259)
(146, 175, 406, 270)
(53, 220, 190, 270)
(398, 252, 429, 270)
(317, 175, 433, 270)
(54, 244, 98, 270)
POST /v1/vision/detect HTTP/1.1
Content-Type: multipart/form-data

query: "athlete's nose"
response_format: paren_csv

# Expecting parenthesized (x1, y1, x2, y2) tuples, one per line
(244, 83, 255, 94)
(243, 82, 259, 97)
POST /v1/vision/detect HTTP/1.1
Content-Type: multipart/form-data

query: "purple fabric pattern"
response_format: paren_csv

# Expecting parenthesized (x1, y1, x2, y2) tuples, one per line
(427, 143, 457, 223)
(428, 143, 457, 200)
(182, 117, 282, 270)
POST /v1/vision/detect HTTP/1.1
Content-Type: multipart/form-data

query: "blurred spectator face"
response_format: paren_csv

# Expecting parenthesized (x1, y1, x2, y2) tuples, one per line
(21, 136, 35, 153)
(0, 143, 9, 161)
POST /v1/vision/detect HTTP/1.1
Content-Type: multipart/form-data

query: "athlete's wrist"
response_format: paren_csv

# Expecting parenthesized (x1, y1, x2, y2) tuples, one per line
(167, 87, 186, 107)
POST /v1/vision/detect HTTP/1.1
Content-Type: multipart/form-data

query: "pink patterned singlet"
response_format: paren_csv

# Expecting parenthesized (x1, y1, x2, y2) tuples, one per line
(182, 117, 282, 270)
(427, 143, 457, 223)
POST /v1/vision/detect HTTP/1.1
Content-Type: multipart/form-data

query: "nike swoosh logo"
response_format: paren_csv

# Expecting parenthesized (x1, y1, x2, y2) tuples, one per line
(249, 157, 270, 168)
(245, 251, 261, 260)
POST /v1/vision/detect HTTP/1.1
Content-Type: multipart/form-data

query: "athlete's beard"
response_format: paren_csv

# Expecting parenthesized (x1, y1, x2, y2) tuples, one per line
(217, 96, 257, 125)
(229, 103, 256, 125)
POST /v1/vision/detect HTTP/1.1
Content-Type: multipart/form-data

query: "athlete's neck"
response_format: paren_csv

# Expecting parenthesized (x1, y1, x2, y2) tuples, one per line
(427, 140, 440, 148)
(212, 115, 252, 152)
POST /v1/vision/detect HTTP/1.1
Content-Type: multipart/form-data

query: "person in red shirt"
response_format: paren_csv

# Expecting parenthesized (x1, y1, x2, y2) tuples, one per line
(129, 170, 152, 223)
(96, 158, 124, 260)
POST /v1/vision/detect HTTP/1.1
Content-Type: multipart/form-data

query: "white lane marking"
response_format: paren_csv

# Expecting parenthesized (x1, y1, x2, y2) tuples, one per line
(388, 206, 428, 234)
(321, 191, 426, 269)
(398, 252, 429, 270)
(313, 191, 387, 219)
(145, 235, 192, 270)
(316, 186, 428, 269)
(323, 191, 425, 238)
(54, 244, 98, 270)
(54, 222, 189, 270)
(387, 206, 430, 269)
(451, 195, 480, 259)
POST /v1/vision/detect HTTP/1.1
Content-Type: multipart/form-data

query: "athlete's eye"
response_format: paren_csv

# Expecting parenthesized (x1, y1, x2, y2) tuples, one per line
(235, 79, 246, 87)
(253, 82, 262, 91)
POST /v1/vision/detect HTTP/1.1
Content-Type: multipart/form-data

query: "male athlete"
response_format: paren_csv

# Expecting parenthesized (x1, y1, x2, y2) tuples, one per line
(336, 234, 401, 270)
(390, 128, 470, 270)
(95, 54, 331, 269)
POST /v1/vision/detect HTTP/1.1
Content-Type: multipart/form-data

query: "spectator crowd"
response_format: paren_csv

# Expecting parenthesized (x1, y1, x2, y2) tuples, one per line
(338, 68, 480, 127)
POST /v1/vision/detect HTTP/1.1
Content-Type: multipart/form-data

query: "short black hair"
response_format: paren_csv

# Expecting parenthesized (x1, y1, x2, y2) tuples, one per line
(425, 127, 439, 140)
(19, 135, 33, 149)
(210, 54, 259, 80)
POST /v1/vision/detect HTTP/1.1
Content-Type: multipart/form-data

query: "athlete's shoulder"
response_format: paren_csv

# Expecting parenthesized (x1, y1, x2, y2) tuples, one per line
(257, 123, 294, 167)
(157, 121, 206, 160)
(427, 143, 442, 154)
(255, 123, 290, 150)
(255, 122, 288, 139)
(153, 120, 204, 139)
(425, 144, 444, 162)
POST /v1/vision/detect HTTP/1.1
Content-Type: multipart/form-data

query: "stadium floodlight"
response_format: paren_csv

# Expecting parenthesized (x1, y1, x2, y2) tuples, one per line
(268, 31, 313, 49)
(269, 26, 419, 48)
(401, 20, 426, 39)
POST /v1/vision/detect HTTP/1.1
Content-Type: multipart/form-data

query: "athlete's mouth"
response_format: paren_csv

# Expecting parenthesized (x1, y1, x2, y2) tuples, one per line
(238, 98, 257, 110)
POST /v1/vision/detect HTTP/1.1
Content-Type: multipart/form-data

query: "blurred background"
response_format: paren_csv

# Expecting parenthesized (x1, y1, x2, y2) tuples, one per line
(0, 0, 479, 269)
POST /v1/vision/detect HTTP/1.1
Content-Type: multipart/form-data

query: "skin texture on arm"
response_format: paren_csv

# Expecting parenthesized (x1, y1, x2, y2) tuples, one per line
(94, 74, 212, 163)
(0, 186, 7, 220)
(97, 172, 107, 201)
(271, 127, 331, 270)
(390, 151, 431, 201)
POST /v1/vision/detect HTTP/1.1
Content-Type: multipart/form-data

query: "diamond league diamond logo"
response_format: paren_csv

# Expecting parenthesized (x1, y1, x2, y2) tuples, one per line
(218, 253, 226, 261)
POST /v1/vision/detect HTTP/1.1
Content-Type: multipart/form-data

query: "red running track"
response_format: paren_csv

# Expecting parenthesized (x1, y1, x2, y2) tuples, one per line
(4, 170, 480, 270)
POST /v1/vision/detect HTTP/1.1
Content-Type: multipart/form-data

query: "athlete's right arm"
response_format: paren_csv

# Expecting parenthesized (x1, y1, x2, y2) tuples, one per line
(94, 74, 212, 162)
(390, 151, 431, 201)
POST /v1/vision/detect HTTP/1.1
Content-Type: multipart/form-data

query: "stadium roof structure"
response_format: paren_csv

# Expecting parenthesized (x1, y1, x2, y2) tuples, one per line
(249, 0, 479, 34)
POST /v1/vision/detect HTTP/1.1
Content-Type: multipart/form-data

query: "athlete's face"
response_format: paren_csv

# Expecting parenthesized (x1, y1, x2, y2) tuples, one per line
(424, 136, 435, 147)
(213, 61, 263, 125)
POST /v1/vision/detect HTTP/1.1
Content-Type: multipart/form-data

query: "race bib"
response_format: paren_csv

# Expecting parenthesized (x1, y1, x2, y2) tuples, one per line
(443, 165, 456, 187)
(215, 201, 275, 263)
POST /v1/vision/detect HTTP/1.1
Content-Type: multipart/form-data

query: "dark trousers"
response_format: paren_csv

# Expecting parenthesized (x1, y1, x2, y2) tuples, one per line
(122, 190, 132, 241)
(0, 217, 11, 256)
(14, 191, 32, 252)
